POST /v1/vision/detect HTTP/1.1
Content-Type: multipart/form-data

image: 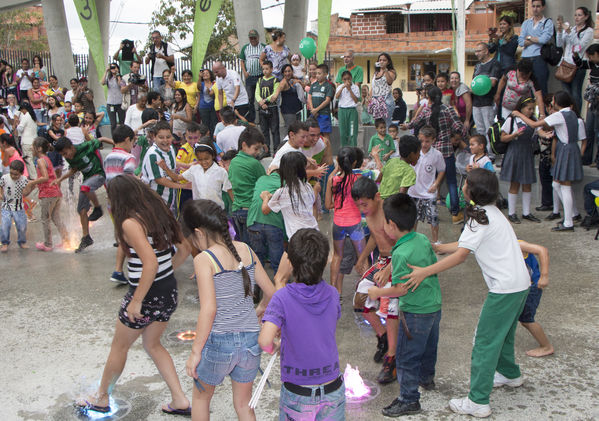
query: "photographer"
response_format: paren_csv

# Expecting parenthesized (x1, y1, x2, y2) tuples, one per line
(102, 63, 125, 131)
(144, 30, 174, 92)
(120, 61, 148, 110)
(113, 39, 140, 76)
(74, 77, 95, 114)
(488, 16, 519, 77)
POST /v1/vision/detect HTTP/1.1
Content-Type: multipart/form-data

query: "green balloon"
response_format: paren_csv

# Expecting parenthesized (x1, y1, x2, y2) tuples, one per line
(446, 191, 466, 210)
(471, 75, 492, 96)
(299, 37, 317, 59)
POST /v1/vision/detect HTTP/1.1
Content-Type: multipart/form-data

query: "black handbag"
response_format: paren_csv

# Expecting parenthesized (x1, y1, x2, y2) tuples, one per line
(540, 19, 563, 66)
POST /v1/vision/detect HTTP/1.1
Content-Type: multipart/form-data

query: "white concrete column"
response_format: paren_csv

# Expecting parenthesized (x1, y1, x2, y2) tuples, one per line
(456, 0, 466, 77)
(233, 0, 265, 54)
(86, 0, 110, 106)
(42, 0, 76, 88)
(283, 0, 309, 56)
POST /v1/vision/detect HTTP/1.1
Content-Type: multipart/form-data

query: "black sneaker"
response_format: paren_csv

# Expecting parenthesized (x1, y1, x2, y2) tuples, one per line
(382, 398, 421, 417)
(419, 380, 436, 391)
(581, 215, 599, 228)
(75, 235, 94, 253)
(573, 214, 582, 222)
(508, 214, 521, 224)
(374, 332, 388, 363)
(522, 213, 541, 223)
(545, 212, 561, 221)
(551, 223, 574, 232)
(377, 355, 397, 384)
(535, 205, 552, 212)
(110, 271, 129, 285)
(88, 206, 104, 221)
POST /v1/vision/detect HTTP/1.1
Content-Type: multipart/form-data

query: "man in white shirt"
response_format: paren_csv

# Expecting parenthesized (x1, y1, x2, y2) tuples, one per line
(145, 30, 174, 93)
(213, 61, 250, 119)
(216, 108, 246, 152)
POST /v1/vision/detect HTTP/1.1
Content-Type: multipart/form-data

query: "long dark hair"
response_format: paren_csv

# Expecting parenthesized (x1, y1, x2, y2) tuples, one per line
(0, 133, 23, 157)
(174, 88, 188, 112)
(514, 96, 536, 118)
(376, 53, 394, 71)
(553, 90, 578, 116)
(183, 199, 252, 297)
(279, 151, 308, 214)
(427, 86, 443, 133)
(464, 169, 499, 228)
(577, 7, 594, 38)
(107, 175, 183, 255)
(333, 147, 358, 210)
(19, 102, 37, 122)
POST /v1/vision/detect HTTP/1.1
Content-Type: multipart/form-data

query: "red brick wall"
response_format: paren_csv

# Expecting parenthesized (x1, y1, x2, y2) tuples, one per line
(350, 13, 388, 37)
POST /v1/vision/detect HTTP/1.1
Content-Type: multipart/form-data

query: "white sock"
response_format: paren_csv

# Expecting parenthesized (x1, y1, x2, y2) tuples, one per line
(508, 193, 517, 215)
(552, 181, 562, 214)
(560, 184, 574, 227)
(522, 192, 531, 216)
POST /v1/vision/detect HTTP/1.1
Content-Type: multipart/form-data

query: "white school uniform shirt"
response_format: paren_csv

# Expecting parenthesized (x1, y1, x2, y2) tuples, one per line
(182, 162, 231, 208)
(335, 84, 360, 108)
(216, 125, 245, 152)
(458, 205, 530, 294)
(268, 140, 301, 171)
(65, 127, 86, 145)
(268, 182, 318, 238)
(408, 147, 446, 199)
(543, 108, 586, 144)
(468, 154, 495, 172)
(390, 139, 400, 158)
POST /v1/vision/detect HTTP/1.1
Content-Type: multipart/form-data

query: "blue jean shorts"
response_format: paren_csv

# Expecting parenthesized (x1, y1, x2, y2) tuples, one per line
(279, 381, 345, 421)
(317, 114, 332, 133)
(519, 285, 542, 323)
(332, 222, 365, 241)
(195, 331, 261, 389)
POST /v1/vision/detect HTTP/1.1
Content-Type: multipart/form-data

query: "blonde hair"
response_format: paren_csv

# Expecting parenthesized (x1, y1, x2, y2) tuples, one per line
(499, 15, 515, 42)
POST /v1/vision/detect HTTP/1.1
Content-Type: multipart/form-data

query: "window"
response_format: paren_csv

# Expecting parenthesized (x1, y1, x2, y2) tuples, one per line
(407, 58, 451, 91)
(409, 14, 452, 32)
(386, 13, 404, 34)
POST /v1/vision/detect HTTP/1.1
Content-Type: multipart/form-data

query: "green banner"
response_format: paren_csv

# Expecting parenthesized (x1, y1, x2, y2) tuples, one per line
(192, 0, 224, 79)
(317, 0, 333, 64)
(74, 0, 105, 85)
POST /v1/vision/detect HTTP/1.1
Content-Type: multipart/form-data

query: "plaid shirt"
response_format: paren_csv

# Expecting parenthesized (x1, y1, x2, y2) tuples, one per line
(407, 105, 465, 158)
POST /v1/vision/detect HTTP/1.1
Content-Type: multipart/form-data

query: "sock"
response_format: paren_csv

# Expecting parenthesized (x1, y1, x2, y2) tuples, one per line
(552, 181, 562, 214)
(508, 193, 517, 215)
(560, 185, 574, 227)
(522, 192, 531, 216)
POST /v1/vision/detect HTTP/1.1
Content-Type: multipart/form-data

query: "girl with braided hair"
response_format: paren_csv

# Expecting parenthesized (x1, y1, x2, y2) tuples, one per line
(182, 199, 275, 420)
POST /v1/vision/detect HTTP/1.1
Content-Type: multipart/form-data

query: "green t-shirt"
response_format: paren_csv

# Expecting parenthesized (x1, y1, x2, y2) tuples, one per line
(247, 173, 286, 235)
(368, 134, 395, 161)
(67, 139, 105, 180)
(228, 151, 266, 211)
(309, 81, 334, 116)
(335, 65, 364, 85)
(117, 52, 140, 76)
(134, 135, 151, 177)
(391, 231, 441, 314)
(379, 158, 416, 199)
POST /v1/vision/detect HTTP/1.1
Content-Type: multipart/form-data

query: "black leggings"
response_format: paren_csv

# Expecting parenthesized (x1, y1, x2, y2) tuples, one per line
(107, 104, 126, 132)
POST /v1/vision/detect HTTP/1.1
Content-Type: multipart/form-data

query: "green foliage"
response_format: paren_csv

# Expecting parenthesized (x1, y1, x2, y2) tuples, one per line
(150, 0, 238, 60)
(0, 7, 49, 51)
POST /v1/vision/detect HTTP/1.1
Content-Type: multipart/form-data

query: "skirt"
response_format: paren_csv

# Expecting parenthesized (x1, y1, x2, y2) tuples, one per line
(500, 135, 537, 184)
(551, 141, 583, 182)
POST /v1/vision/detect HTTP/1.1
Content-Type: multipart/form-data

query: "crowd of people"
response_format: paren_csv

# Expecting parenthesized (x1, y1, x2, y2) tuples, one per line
(0, 1, 596, 418)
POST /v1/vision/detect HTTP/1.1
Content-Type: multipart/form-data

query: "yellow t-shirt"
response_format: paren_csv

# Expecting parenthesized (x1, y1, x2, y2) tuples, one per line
(176, 142, 196, 184)
(174, 81, 199, 109)
(213, 84, 227, 111)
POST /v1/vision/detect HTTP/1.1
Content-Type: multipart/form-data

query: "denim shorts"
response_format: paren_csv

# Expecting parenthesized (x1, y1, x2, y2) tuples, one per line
(332, 222, 365, 241)
(519, 285, 542, 323)
(195, 331, 261, 389)
(279, 381, 345, 421)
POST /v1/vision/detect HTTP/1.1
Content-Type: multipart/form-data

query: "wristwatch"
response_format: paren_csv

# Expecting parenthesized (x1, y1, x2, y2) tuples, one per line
(526, 36, 532, 41)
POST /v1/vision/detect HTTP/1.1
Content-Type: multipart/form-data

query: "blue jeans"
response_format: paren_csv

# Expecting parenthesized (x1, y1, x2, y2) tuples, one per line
(279, 382, 346, 421)
(395, 310, 441, 403)
(152, 76, 165, 92)
(530, 56, 549, 96)
(584, 179, 599, 218)
(583, 109, 599, 165)
(1, 209, 27, 245)
(562, 68, 587, 114)
(231, 209, 249, 244)
(248, 223, 285, 273)
(444, 155, 459, 215)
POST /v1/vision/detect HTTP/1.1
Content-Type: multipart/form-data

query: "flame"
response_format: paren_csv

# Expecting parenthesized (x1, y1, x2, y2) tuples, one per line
(176, 330, 196, 341)
(344, 364, 370, 399)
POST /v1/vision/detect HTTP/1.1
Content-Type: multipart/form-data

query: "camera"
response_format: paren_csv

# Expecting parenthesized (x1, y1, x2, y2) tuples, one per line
(121, 39, 134, 61)
(148, 51, 157, 61)
(129, 73, 147, 86)
(0, 107, 8, 115)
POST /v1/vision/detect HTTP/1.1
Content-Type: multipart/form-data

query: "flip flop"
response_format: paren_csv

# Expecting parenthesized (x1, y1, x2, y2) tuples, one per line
(162, 404, 192, 416)
(76, 400, 111, 413)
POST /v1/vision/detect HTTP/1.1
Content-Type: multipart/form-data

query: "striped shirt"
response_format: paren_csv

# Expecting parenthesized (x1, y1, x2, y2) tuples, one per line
(204, 246, 259, 334)
(0, 174, 28, 211)
(104, 147, 137, 182)
(141, 144, 177, 208)
(239, 42, 265, 76)
(127, 241, 174, 286)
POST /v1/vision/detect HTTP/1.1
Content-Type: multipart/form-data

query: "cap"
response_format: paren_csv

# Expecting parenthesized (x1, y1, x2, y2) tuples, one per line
(248, 29, 259, 38)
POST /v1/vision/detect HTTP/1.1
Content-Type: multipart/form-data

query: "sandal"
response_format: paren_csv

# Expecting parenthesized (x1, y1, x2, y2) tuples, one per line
(75, 400, 110, 413)
(162, 404, 192, 416)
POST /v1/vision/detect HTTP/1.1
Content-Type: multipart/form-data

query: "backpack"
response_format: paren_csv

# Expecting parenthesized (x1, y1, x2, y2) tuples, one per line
(487, 116, 513, 155)
(150, 41, 169, 77)
(540, 19, 563, 66)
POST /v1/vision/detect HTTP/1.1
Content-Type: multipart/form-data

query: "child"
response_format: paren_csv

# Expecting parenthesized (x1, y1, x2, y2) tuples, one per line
(403, 169, 530, 418)
(325, 147, 365, 296)
(182, 199, 275, 420)
(361, 84, 375, 125)
(408, 126, 446, 244)
(290, 53, 305, 80)
(220, 149, 238, 214)
(133, 113, 159, 176)
(369, 118, 396, 162)
(500, 97, 541, 224)
(65, 114, 90, 145)
(391, 88, 407, 125)
(53, 135, 114, 253)
(63, 101, 74, 120)
(535, 94, 556, 212)
(335, 70, 360, 147)
(82, 110, 105, 139)
(268, 121, 309, 173)
(256, 60, 281, 153)
(388, 124, 400, 158)
(435, 72, 454, 106)
(76, 176, 192, 416)
(215, 108, 246, 152)
(367, 193, 442, 416)
(467, 135, 495, 172)
(28, 137, 68, 251)
(374, 135, 420, 199)
(0, 160, 33, 252)
(308, 63, 334, 141)
(259, 228, 344, 420)
(46, 114, 65, 178)
(517, 240, 553, 357)
(228, 126, 266, 243)
(175, 122, 208, 210)
(512, 91, 585, 232)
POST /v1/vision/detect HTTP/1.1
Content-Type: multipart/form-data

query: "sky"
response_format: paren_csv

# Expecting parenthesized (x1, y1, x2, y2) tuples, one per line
(62, 0, 401, 54)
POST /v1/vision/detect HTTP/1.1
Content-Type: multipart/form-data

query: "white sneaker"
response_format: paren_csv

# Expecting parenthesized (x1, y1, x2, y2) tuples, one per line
(449, 397, 492, 418)
(493, 371, 523, 388)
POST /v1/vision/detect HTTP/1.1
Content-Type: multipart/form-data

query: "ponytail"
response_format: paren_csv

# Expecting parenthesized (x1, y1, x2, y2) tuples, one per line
(219, 215, 252, 298)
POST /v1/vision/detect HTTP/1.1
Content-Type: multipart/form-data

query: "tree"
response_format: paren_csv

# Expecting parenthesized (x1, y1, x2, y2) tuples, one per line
(0, 6, 49, 51)
(150, 0, 238, 60)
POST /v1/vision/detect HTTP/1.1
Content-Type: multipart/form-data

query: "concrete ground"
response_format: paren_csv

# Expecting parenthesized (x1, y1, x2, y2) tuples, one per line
(1, 168, 598, 421)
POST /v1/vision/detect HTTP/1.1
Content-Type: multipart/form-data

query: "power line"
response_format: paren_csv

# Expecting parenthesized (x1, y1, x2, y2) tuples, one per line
(109, 20, 150, 25)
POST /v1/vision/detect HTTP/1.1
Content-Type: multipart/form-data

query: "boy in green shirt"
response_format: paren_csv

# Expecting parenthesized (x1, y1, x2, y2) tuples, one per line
(228, 126, 266, 243)
(368, 193, 441, 417)
(368, 118, 395, 161)
(255, 60, 281, 153)
(308, 63, 334, 141)
(375, 135, 420, 199)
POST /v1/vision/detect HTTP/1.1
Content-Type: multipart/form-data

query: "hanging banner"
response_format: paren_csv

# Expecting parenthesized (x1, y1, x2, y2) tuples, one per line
(192, 0, 224, 79)
(317, 0, 333, 64)
(74, 0, 105, 84)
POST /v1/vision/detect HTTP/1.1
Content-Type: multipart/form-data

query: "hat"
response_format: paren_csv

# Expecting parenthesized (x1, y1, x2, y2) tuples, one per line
(248, 29, 259, 38)
(79, 76, 88, 82)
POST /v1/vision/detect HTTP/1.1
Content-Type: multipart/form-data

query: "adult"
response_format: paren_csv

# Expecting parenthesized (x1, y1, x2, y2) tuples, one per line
(45, 75, 65, 105)
(268, 120, 310, 173)
(112, 39, 141, 76)
(369, 53, 397, 127)
(64, 78, 78, 104)
(275, 64, 305, 132)
(75, 77, 95, 114)
(160, 69, 175, 108)
(556, 7, 594, 112)
(488, 15, 519, 76)
(335, 49, 364, 87)
(401, 87, 465, 223)
(121, 61, 149, 110)
(31, 55, 48, 87)
(260, 29, 290, 81)
(450, 71, 473, 130)
(15, 58, 33, 102)
(213, 61, 250, 119)
(101, 63, 125, 131)
(145, 30, 174, 92)
(167, 68, 198, 110)
(5, 93, 19, 122)
(170, 88, 193, 139)
(46, 96, 64, 121)
(471, 43, 501, 153)
(518, 0, 553, 95)
(495, 59, 544, 120)
(198, 69, 218, 137)
(27, 78, 46, 123)
(239, 29, 266, 123)
(2, 65, 18, 99)
(124, 92, 147, 135)
(15, 102, 39, 177)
